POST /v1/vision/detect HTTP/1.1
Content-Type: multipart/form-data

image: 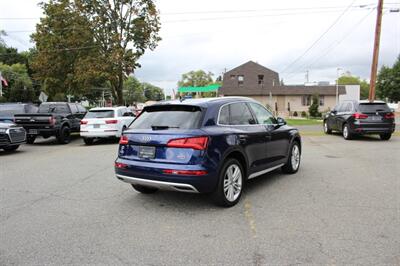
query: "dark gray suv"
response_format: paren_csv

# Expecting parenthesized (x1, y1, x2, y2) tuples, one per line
(323, 100, 395, 140)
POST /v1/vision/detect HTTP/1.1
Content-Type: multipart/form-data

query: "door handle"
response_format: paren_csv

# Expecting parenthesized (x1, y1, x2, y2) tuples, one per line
(238, 135, 247, 143)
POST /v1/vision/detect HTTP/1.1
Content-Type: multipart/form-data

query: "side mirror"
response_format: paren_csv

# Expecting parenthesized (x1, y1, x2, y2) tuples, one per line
(331, 109, 337, 114)
(276, 117, 286, 126)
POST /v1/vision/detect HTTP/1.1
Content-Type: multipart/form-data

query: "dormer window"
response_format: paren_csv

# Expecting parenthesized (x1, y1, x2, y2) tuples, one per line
(258, 75, 264, 85)
(238, 75, 244, 86)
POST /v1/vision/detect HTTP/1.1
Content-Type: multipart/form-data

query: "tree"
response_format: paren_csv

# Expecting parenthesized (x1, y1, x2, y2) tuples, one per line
(31, 0, 105, 100)
(143, 82, 164, 101)
(76, 0, 161, 105)
(124, 76, 145, 104)
(178, 70, 214, 87)
(308, 94, 320, 118)
(376, 55, 400, 102)
(338, 74, 369, 100)
(0, 63, 36, 102)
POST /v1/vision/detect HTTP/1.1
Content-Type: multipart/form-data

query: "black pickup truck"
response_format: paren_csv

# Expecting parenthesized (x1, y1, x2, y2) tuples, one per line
(14, 102, 87, 144)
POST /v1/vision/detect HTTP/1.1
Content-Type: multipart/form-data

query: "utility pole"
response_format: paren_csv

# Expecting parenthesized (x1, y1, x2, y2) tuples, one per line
(368, 0, 384, 102)
(0, 71, 2, 97)
(305, 70, 309, 83)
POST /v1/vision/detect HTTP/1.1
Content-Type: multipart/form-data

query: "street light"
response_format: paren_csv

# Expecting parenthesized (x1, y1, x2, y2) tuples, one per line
(336, 67, 343, 104)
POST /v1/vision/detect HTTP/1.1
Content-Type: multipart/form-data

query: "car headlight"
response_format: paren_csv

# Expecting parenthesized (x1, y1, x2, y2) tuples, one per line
(0, 128, 7, 133)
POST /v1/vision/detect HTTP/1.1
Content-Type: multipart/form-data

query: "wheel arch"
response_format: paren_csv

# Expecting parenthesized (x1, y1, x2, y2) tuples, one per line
(221, 149, 248, 178)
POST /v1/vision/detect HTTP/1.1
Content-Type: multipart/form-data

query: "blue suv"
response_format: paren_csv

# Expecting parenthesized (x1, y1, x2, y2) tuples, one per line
(115, 97, 301, 207)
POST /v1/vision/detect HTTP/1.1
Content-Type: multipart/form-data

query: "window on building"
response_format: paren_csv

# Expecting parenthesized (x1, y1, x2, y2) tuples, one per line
(238, 75, 244, 86)
(258, 75, 264, 85)
(302, 95, 311, 106)
(230, 75, 235, 80)
(319, 96, 325, 106)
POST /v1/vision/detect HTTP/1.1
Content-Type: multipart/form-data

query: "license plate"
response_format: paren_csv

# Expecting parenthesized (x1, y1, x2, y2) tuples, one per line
(372, 116, 381, 121)
(139, 146, 156, 159)
(93, 124, 100, 129)
(29, 129, 38, 134)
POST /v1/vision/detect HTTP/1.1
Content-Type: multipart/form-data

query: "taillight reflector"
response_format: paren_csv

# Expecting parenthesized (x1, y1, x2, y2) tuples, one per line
(80, 120, 88, 125)
(106, 119, 118, 124)
(119, 135, 129, 145)
(167, 136, 209, 150)
(115, 162, 128, 169)
(163, 169, 207, 176)
(352, 113, 368, 119)
(384, 113, 395, 119)
(49, 117, 56, 125)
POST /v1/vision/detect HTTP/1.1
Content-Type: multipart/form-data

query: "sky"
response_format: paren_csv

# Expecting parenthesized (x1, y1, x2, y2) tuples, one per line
(1, 0, 399, 96)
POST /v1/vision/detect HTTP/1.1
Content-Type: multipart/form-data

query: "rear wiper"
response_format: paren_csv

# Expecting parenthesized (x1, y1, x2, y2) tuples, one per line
(151, 125, 180, 130)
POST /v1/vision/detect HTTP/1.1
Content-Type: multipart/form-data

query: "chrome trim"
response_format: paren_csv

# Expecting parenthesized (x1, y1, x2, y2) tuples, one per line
(248, 163, 284, 179)
(116, 174, 199, 193)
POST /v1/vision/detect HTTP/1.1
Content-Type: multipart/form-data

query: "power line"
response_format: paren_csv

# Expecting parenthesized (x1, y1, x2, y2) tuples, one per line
(279, 0, 357, 74)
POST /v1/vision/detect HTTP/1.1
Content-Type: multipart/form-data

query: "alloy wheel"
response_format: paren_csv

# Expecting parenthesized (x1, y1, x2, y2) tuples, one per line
(291, 144, 300, 171)
(223, 164, 242, 202)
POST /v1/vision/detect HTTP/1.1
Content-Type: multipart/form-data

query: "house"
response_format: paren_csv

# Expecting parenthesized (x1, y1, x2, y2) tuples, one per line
(219, 61, 351, 117)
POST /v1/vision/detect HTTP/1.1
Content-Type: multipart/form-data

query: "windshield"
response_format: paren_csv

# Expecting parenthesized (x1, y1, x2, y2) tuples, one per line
(85, 110, 115, 119)
(38, 104, 69, 113)
(358, 103, 391, 113)
(129, 105, 202, 130)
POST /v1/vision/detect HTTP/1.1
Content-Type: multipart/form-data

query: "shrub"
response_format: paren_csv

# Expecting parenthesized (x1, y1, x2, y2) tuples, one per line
(308, 94, 320, 118)
(301, 111, 307, 117)
(293, 111, 298, 117)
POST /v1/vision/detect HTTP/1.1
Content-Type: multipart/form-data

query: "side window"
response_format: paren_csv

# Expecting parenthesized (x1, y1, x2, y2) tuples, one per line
(77, 104, 86, 113)
(218, 105, 230, 125)
(117, 108, 125, 117)
(229, 103, 255, 125)
(337, 103, 345, 112)
(248, 103, 275, 125)
(68, 103, 78, 113)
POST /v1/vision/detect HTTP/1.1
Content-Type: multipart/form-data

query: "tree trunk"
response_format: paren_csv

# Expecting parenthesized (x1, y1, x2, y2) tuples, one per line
(115, 72, 124, 105)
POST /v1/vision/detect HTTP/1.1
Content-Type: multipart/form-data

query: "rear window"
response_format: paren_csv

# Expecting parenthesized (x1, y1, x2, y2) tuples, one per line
(0, 104, 25, 116)
(129, 105, 202, 130)
(85, 110, 115, 118)
(358, 103, 390, 113)
(38, 104, 69, 113)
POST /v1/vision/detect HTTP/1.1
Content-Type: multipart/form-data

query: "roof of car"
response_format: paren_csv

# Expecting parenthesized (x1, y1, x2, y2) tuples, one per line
(89, 106, 127, 111)
(150, 97, 256, 107)
(358, 100, 386, 104)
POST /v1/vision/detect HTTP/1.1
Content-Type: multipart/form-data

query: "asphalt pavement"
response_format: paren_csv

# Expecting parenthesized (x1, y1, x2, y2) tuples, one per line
(1, 135, 399, 265)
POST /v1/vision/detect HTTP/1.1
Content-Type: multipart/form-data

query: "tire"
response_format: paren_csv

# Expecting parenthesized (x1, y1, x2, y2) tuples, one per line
(212, 158, 244, 207)
(57, 126, 71, 144)
(3, 145, 19, 151)
(323, 120, 332, 134)
(26, 135, 36, 144)
(342, 124, 353, 140)
(131, 184, 158, 194)
(380, 133, 391, 140)
(282, 141, 301, 174)
(83, 138, 94, 145)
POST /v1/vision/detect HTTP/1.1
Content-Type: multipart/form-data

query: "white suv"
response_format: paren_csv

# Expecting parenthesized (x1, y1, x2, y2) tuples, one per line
(80, 107, 135, 145)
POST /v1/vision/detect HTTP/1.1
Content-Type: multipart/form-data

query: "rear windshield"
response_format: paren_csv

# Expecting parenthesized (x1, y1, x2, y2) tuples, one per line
(0, 104, 25, 116)
(85, 110, 115, 118)
(38, 104, 69, 113)
(358, 103, 391, 113)
(129, 105, 203, 130)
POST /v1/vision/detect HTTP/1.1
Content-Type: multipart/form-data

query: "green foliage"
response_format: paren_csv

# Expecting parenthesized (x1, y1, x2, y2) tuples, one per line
(308, 94, 321, 118)
(143, 83, 164, 101)
(0, 63, 36, 102)
(338, 74, 369, 100)
(376, 55, 400, 102)
(178, 70, 214, 87)
(301, 111, 307, 118)
(124, 76, 145, 104)
(76, 0, 161, 104)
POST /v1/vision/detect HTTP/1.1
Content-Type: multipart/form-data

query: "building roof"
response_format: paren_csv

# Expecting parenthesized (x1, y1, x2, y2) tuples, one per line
(225, 61, 279, 76)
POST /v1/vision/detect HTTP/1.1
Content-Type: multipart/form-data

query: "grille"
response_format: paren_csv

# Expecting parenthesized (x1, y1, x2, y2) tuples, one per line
(8, 128, 26, 143)
(0, 133, 10, 145)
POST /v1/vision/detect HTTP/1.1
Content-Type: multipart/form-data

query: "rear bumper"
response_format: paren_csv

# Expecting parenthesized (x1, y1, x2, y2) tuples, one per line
(351, 123, 395, 134)
(114, 158, 219, 193)
(80, 130, 119, 138)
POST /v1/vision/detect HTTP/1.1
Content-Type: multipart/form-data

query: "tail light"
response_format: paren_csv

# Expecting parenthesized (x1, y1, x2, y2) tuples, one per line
(163, 169, 207, 176)
(167, 136, 209, 150)
(384, 112, 395, 119)
(352, 113, 368, 119)
(48, 117, 56, 125)
(119, 135, 129, 145)
(106, 119, 118, 124)
(115, 162, 128, 169)
(80, 120, 88, 125)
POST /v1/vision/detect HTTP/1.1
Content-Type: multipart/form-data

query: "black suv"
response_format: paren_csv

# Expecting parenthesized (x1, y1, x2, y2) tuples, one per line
(323, 100, 395, 140)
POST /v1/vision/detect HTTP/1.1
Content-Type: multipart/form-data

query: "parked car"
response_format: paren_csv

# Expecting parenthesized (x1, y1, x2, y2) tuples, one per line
(0, 122, 26, 151)
(323, 100, 396, 140)
(80, 106, 135, 145)
(14, 102, 86, 144)
(114, 97, 301, 207)
(0, 103, 38, 123)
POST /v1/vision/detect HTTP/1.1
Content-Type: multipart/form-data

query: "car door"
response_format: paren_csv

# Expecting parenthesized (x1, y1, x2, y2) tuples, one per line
(67, 103, 80, 130)
(248, 102, 289, 168)
(335, 102, 351, 131)
(225, 102, 269, 174)
(327, 104, 339, 130)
